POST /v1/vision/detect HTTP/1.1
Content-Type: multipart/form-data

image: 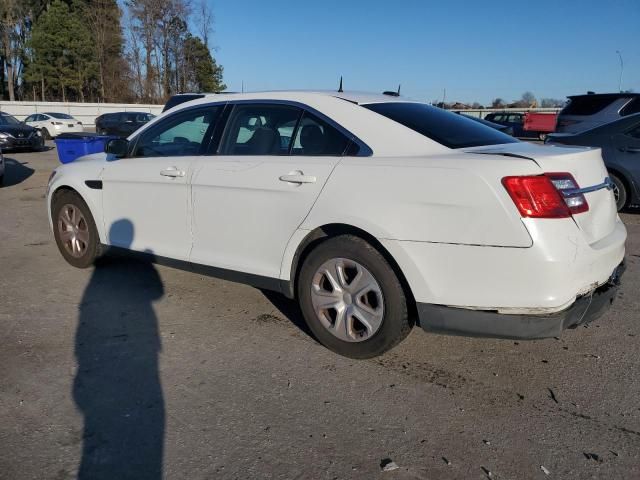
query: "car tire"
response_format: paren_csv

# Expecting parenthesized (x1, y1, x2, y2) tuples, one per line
(0, 174, 4, 186)
(41, 128, 50, 140)
(297, 234, 412, 359)
(538, 133, 548, 141)
(609, 172, 627, 211)
(52, 190, 102, 268)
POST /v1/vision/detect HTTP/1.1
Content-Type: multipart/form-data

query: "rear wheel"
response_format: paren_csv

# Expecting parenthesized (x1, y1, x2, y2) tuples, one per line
(52, 190, 101, 268)
(297, 235, 411, 359)
(609, 172, 627, 211)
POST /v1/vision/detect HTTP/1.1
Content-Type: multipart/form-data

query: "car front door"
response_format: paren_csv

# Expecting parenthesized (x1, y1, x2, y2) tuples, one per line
(101, 105, 222, 260)
(190, 103, 351, 279)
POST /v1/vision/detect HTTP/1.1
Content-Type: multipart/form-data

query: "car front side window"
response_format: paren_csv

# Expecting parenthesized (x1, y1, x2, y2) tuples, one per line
(133, 106, 222, 158)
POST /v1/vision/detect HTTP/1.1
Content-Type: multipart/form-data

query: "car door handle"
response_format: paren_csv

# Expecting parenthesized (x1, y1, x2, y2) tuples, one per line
(160, 167, 185, 178)
(279, 172, 316, 184)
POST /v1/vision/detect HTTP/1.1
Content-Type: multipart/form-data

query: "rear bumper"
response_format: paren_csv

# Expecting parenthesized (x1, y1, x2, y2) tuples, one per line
(417, 262, 625, 339)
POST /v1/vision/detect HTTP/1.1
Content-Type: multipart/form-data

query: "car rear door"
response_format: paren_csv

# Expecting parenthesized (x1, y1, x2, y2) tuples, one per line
(101, 105, 223, 260)
(189, 103, 350, 279)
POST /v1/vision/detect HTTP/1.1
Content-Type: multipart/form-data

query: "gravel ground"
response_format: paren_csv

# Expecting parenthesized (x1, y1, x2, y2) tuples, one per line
(1, 145, 639, 480)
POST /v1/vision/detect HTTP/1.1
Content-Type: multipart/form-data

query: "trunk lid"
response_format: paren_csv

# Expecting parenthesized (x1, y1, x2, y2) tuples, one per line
(467, 142, 617, 245)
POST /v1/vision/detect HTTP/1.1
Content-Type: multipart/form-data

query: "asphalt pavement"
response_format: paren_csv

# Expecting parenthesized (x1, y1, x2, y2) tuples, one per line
(1, 144, 639, 479)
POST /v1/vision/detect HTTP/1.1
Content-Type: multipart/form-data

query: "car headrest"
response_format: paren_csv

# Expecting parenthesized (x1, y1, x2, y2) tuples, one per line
(300, 125, 325, 155)
(246, 127, 279, 154)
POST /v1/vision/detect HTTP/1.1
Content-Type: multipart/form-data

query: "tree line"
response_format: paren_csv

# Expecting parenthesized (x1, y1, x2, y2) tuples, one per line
(0, 0, 225, 104)
(433, 92, 567, 110)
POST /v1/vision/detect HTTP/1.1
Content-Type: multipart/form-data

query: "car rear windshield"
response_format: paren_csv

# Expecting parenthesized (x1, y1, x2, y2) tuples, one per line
(560, 95, 626, 116)
(363, 102, 517, 149)
(46, 112, 74, 119)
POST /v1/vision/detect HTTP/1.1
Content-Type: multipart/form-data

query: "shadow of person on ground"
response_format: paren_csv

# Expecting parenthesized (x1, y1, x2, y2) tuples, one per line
(73, 219, 165, 480)
(0, 158, 34, 187)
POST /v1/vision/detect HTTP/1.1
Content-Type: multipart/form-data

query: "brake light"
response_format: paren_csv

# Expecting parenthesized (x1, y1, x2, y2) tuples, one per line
(502, 176, 571, 218)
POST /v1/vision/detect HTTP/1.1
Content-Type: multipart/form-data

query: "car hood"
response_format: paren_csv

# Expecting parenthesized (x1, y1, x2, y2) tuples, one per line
(0, 124, 37, 136)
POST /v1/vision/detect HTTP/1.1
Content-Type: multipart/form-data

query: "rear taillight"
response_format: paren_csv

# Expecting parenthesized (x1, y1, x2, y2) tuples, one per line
(502, 172, 589, 218)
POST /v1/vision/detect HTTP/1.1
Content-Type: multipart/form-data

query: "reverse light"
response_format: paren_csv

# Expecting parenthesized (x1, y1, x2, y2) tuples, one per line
(546, 172, 589, 214)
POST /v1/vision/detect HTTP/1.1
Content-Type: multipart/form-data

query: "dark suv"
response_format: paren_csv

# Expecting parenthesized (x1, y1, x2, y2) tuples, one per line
(95, 112, 155, 137)
(556, 93, 640, 133)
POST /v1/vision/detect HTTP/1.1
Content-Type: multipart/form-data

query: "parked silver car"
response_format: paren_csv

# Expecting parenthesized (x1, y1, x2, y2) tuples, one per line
(556, 92, 640, 133)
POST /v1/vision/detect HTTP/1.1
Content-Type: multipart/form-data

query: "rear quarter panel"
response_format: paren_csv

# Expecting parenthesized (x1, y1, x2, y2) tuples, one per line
(302, 153, 540, 247)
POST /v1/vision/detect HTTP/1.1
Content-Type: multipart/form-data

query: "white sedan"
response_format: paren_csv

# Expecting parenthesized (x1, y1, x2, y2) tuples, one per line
(25, 112, 84, 138)
(46, 91, 626, 358)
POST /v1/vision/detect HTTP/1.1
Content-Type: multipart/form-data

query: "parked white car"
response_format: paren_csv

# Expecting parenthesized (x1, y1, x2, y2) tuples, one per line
(46, 91, 626, 358)
(25, 112, 84, 138)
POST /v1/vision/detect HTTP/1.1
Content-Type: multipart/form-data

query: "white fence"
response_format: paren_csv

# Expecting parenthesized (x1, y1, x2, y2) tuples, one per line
(0, 101, 164, 126)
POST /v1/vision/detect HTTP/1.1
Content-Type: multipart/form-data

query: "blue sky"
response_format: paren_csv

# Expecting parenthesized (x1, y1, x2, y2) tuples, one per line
(204, 0, 639, 104)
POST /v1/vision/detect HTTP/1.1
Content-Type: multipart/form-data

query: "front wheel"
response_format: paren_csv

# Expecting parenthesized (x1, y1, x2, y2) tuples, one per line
(41, 128, 50, 140)
(538, 132, 548, 141)
(52, 190, 101, 268)
(297, 235, 412, 359)
(609, 172, 627, 211)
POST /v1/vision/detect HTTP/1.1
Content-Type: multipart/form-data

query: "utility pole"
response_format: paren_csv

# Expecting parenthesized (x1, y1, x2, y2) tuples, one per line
(616, 50, 624, 92)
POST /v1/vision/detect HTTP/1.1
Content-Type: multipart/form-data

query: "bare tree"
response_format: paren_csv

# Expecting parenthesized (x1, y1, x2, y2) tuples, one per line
(198, 0, 214, 49)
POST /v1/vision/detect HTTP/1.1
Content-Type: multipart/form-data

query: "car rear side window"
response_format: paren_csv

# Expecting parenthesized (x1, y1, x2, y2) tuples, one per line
(219, 104, 303, 155)
(291, 112, 352, 156)
(133, 106, 222, 157)
(561, 95, 621, 116)
(363, 102, 517, 149)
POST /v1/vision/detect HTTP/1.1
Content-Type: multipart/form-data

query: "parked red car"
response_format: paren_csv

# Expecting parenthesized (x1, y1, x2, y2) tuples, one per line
(524, 112, 557, 140)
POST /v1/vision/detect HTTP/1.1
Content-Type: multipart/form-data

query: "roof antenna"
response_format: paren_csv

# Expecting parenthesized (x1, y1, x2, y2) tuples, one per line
(338, 76, 343, 93)
(397, 84, 401, 95)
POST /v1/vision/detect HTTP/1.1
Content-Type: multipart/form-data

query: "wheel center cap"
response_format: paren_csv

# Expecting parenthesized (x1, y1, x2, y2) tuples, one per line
(343, 292, 353, 305)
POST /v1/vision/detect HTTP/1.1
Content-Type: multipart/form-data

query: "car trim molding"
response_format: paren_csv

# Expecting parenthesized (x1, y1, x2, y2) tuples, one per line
(101, 245, 288, 294)
(561, 177, 614, 197)
(85, 180, 103, 190)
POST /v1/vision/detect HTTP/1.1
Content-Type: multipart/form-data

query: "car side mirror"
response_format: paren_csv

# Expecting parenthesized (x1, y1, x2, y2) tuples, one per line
(105, 138, 129, 158)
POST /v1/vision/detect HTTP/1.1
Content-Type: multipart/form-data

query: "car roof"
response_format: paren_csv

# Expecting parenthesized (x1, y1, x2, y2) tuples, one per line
(193, 90, 411, 106)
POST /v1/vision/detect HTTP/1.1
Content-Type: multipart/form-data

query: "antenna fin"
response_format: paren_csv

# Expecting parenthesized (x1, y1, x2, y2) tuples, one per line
(397, 84, 401, 95)
(338, 76, 343, 93)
